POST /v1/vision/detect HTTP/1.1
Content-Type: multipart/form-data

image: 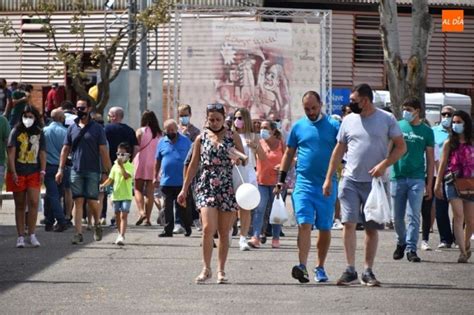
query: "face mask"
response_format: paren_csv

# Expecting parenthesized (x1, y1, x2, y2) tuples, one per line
(76, 111, 87, 120)
(166, 132, 177, 140)
(452, 123, 464, 134)
(441, 117, 452, 128)
(234, 119, 244, 129)
(260, 129, 271, 140)
(349, 102, 362, 114)
(402, 110, 415, 123)
(116, 153, 130, 163)
(22, 117, 34, 128)
(179, 116, 190, 125)
(275, 121, 282, 130)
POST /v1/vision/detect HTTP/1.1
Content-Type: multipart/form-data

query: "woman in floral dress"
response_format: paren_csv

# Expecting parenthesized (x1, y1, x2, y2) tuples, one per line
(178, 103, 246, 284)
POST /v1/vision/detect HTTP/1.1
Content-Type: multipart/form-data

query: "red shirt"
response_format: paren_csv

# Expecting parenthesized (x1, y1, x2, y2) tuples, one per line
(46, 89, 59, 112)
(256, 139, 284, 185)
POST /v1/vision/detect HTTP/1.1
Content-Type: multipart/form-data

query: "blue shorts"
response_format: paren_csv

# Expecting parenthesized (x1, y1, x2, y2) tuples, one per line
(292, 180, 337, 230)
(70, 170, 100, 200)
(113, 200, 132, 213)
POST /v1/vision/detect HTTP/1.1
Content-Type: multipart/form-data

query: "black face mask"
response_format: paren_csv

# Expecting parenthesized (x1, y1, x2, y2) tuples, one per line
(349, 102, 362, 114)
(208, 126, 225, 133)
(76, 111, 88, 120)
(166, 132, 177, 140)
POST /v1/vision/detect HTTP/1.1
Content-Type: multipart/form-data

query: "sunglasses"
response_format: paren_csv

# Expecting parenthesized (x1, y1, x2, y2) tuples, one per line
(76, 106, 87, 112)
(23, 115, 34, 119)
(441, 112, 452, 117)
(207, 103, 224, 110)
(234, 116, 243, 120)
(116, 153, 130, 157)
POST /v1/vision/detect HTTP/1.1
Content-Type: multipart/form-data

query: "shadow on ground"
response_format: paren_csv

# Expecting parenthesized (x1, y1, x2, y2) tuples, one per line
(0, 224, 113, 294)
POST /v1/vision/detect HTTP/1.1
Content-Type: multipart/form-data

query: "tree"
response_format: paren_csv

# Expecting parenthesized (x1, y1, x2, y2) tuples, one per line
(379, 0, 433, 118)
(0, 0, 172, 114)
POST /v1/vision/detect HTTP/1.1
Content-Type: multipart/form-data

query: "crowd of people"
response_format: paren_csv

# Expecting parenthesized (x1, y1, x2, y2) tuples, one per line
(1, 78, 473, 285)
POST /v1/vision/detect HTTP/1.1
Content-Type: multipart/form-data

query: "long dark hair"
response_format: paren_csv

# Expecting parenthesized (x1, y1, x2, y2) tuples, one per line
(140, 110, 162, 138)
(15, 105, 43, 134)
(449, 110, 472, 152)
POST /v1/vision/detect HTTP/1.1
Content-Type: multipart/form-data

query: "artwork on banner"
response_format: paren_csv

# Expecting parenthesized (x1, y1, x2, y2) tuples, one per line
(179, 19, 321, 132)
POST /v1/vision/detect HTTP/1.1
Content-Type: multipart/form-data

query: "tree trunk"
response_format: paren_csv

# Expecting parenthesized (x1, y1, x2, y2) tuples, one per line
(379, 0, 433, 119)
(379, 0, 405, 119)
(407, 0, 433, 117)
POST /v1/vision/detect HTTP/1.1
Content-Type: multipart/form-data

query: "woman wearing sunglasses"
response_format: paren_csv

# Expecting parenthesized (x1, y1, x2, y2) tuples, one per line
(7, 105, 46, 248)
(178, 103, 246, 284)
(231, 107, 259, 251)
(435, 110, 474, 263)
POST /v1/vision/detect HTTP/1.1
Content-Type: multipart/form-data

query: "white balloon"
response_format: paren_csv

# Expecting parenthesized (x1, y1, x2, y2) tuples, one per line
(235, 183, 261, 210)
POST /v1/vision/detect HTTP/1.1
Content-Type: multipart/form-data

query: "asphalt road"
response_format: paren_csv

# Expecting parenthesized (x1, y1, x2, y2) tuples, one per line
(0, 199, 473, 314)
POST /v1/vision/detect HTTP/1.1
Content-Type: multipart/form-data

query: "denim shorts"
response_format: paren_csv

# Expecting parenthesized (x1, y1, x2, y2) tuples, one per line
(70, 170, 100, 200)
(445, 182, 474, 202)
(113, 200, 132, 212)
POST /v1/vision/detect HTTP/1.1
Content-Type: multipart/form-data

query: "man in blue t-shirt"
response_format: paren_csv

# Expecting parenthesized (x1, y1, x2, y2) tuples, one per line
(56, 98, 112, 245)
(154, 119, 192, 237)
(276, 91, 340, 284)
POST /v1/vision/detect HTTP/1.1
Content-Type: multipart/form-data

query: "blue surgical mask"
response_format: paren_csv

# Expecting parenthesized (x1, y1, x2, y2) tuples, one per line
(441, 117, 452, 128)
(402, 110, 415, 123)
(452, 123, 464, 134)
(275, 121, 282, 130)
(260, 129, 271, 140)
(179, 116, 190, 125)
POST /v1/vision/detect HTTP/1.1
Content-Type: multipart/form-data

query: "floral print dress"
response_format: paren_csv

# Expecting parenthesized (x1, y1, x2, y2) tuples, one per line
(195, 130, 238, 212)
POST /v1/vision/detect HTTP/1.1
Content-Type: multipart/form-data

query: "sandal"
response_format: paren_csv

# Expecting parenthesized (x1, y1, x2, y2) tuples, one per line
(195, 268, 212, 284)
(217, 270, 228, 284)
(144, 222, 152, 226)
(135, 216, 146, 226)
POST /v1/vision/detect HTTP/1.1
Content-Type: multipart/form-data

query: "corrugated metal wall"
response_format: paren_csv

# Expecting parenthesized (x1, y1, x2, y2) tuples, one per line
(0, 0, 262, 11)
(332, 12, 474, 89)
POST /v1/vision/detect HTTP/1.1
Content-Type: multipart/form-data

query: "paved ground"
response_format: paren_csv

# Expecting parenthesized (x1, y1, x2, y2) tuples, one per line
(0, 198, 473, 314)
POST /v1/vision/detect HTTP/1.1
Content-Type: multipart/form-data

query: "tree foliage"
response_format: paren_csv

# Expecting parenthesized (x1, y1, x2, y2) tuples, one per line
(0, 0, 173, 114)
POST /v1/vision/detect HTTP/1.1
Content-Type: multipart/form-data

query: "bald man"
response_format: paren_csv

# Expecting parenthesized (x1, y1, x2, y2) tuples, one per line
(105, 106, 138, 163)
(43, 108, 68, 232)
(154, 119, 192, 237)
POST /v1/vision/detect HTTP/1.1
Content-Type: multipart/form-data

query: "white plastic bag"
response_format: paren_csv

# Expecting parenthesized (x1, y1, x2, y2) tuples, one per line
(363, 177, 391, 224)
(270, 194, 289, 225)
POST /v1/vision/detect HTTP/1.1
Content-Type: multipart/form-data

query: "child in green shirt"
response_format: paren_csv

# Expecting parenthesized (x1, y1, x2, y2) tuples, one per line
(100, 142, 134, 246)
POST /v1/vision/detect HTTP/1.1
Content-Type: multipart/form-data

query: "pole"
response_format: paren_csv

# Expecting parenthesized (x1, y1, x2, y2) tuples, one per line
(139, 0, 147, 112)
(128, 0, 137, 70)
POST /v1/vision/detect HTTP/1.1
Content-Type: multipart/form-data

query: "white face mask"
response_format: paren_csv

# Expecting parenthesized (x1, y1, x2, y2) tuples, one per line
(22, 117, 34, 128)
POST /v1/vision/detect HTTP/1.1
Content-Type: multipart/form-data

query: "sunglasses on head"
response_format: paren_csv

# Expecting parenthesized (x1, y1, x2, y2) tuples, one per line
(117, 152, 130, 157)
(207, 103, 224, 110)
(441, 112, 452, 117)
(76, 106, 87, 112)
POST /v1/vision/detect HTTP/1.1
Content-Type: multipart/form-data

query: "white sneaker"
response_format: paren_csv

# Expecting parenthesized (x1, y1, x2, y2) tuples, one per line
(100, 218, 107, 226)
(16, 236, 25, 248)
(421, 240, 432, 251)
(239, 237, 250, 251)
(193, 219, 202, 232)
(29, 234, 41, 247)
(115, 234, 125, 246)
(173, 224, 185, 234)
(471, 234, 474, 241)
(332, 219, 343, 230)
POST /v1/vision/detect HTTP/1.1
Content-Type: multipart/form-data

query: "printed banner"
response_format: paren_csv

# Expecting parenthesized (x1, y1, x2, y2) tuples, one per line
(180, 19, 321, 131)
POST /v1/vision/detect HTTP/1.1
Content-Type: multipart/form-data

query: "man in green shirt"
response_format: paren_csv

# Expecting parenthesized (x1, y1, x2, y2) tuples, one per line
(0, 114, 11, 207)
(391, 98, 435, 263)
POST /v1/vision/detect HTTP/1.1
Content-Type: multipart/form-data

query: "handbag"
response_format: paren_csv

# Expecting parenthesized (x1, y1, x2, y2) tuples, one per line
(453, 177, 474, 198)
